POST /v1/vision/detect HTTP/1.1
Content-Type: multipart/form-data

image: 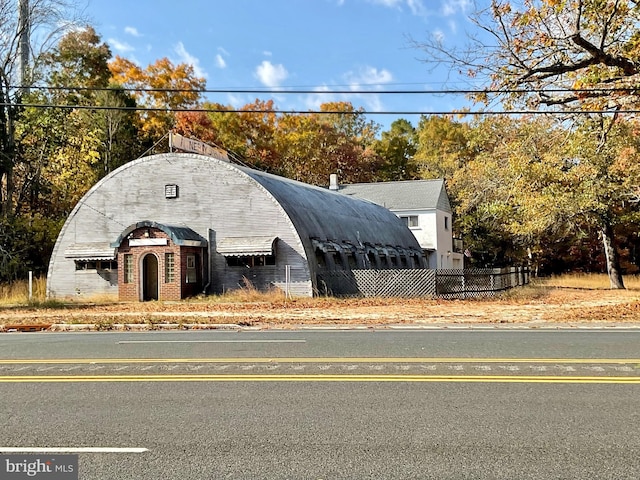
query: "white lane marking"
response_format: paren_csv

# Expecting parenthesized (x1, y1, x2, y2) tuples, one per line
(117, 340, 306, 344)
(0, 447, 148, 453)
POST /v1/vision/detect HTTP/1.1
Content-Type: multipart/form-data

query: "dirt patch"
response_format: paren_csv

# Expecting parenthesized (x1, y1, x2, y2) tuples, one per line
(1, 287, 640, 330)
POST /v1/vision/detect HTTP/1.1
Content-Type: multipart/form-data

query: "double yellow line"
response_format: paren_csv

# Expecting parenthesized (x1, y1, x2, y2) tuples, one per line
(0, 374, 639, 383)
(0, 357, 638, 383)
(1, 357, 639, 364)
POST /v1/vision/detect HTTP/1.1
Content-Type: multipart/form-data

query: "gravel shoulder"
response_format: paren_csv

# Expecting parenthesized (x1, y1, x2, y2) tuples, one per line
(1, 287, 640, 331)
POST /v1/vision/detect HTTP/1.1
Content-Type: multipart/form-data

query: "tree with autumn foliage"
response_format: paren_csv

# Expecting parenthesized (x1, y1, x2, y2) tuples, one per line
(415, 0, 640, 287)
(109, 56, 205, 150)
(413, 115, 474, 181)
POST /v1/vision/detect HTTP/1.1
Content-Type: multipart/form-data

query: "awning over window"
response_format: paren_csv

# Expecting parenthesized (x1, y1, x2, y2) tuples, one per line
(217, 236, 277, 256)
(64, 242, 116, 261)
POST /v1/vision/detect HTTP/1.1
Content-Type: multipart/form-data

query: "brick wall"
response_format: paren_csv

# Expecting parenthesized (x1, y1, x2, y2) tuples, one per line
(116, 227, 196, 301)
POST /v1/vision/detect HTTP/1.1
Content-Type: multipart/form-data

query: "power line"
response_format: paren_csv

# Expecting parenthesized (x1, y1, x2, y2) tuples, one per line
(8, 85, 640, 95)
(1, 102, 634, 116)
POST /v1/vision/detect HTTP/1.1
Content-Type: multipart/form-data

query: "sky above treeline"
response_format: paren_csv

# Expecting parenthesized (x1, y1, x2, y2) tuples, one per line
(84, 0, 482, 129)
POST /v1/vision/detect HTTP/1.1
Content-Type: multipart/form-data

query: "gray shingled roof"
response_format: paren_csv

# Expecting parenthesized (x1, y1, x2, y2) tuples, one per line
(338, 179, 452, 213)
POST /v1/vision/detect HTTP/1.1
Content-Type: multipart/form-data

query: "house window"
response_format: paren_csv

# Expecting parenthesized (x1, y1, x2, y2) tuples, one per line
(444, 216, 449, 230)
(226, 255, 276, 268)
(123, 254, 133, 283)
(165, 253, 175, 283)
(186, 254, 197, 283)
(75, 260, 97, 271)
(401, 215, 419, 228)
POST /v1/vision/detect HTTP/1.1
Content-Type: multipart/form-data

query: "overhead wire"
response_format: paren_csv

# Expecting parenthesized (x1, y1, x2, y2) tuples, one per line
(0, 102, 635, 116)
(3, 84, 637, 116)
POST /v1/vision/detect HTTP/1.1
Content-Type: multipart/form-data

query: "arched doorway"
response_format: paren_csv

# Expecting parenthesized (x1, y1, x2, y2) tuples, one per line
(142, 254, 159, 301)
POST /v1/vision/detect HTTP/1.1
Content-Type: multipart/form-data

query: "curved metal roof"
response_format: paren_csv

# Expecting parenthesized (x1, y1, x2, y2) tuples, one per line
(238, 166, 422, 252)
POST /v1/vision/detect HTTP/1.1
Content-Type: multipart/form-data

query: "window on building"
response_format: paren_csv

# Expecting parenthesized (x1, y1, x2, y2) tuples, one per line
(315, 248, 327, 269)
(165, 184, 179, 199)
(226, 255, 276, 268)
(165, 253, 175, 283)
(367, 251, 378, 268)
(123, 254, 133, 283)
(444, 216, 449, 230)
(401, 215, 419, 228)
(76, 260, 119, 271)
(75, 260, 97, 271)
(346, 253, 357, 269)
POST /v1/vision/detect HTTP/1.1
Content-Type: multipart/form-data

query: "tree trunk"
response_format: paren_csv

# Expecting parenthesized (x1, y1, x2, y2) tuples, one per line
(601, 221, 625, 289)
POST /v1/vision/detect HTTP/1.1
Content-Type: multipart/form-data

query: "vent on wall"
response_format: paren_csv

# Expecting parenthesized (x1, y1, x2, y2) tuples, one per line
(165, 184, 179, 199)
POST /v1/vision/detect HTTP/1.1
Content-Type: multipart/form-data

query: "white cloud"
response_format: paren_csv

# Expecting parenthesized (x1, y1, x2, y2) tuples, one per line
(406, 0, 427, 16)
(124, 26, 141, 37)
(215, 47, 229, 69)
(344, 67, 393, 112)
(215, 54, 226, 69)
(442, 0, 472, 16)
(367, 0, 427, 16)
(108, 38, 134, 53)
(371, 0, 402, 6)
(432, 29, 445, 43)
(345, 66, 393, 87)
(302, 68, 391, 114)
(174, 41, 208, 79)
(254, 60, 288, 87)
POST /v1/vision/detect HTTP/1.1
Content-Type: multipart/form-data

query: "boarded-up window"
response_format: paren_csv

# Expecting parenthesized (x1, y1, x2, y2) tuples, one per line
(124, 254, 133, 283)
(165, 253, 175, 283)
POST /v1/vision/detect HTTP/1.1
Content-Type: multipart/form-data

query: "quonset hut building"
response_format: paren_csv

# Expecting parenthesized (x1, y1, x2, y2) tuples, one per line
(47, 153, 426, 301)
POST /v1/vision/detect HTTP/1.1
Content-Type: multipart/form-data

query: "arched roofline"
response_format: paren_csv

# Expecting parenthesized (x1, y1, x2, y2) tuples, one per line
(111, 220, 208, 248)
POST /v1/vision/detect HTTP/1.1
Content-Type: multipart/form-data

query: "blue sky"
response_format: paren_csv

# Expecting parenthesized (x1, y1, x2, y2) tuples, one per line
(84, 0, 480, 130)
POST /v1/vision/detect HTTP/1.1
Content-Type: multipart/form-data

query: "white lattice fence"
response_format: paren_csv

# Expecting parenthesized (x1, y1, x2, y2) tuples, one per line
(316, 269, 436, 297)
(316, 267, 529, 298)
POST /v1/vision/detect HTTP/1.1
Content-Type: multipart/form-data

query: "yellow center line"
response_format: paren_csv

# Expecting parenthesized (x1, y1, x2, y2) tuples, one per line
(0, 374, 639, 384)
(1, 357, 639, 365)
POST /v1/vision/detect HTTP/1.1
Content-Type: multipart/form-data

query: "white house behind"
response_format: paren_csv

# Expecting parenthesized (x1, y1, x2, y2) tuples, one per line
(335, 176, 464, 269)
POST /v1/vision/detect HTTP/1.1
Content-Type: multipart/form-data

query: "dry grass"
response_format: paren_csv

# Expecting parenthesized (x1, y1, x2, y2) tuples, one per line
(538, 273, 640, 290)
(1, 273, 640, 328)
(0, 277, 47, 305)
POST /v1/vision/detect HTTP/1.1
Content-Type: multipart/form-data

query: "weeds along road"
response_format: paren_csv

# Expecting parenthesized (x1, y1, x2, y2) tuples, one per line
(1, 329, 640, 479)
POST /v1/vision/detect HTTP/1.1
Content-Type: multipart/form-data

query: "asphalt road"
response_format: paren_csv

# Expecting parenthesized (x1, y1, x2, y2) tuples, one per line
(1, 329, 639, 479)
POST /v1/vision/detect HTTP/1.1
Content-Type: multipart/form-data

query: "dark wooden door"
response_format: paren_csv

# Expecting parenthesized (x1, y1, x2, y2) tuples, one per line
(143, 254, 159, 301)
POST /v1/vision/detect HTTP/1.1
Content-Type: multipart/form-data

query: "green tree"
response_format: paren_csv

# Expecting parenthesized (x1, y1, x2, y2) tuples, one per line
(414, 115, 474, 181)
(373, 119, 419, 181)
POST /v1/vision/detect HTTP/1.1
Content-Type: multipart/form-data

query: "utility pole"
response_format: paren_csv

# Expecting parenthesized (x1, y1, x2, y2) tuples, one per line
(18, 0, 30, 92)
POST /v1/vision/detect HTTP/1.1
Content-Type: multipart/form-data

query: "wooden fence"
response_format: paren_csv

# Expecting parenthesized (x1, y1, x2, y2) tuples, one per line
(316, 267, 529, 298)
